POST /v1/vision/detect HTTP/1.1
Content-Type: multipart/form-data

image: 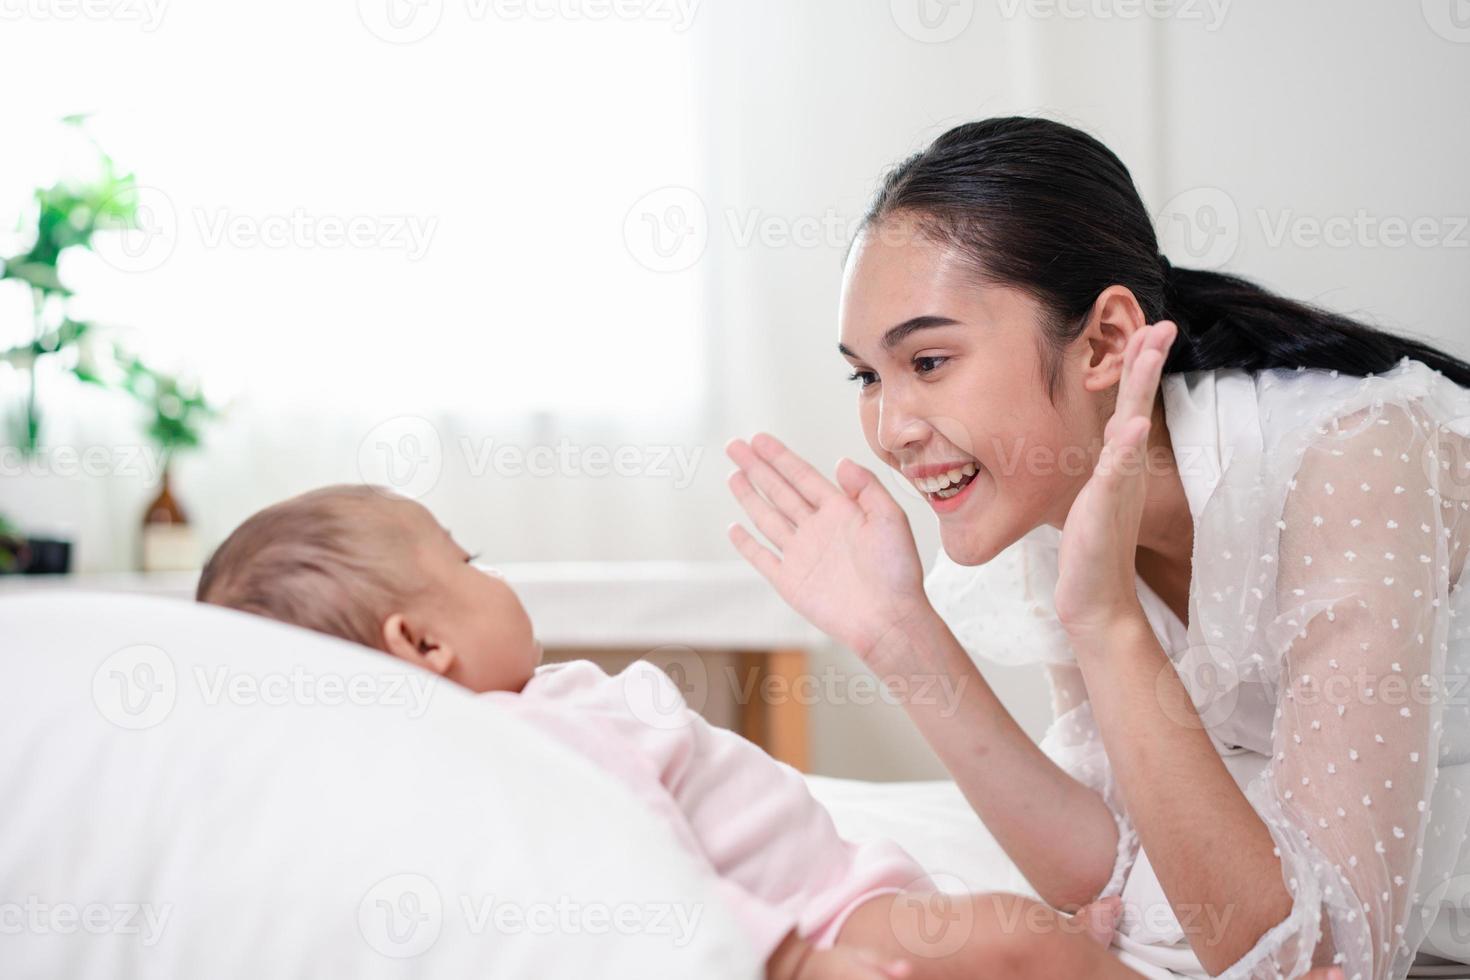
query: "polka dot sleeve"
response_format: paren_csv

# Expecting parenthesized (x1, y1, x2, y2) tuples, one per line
(1210, 393, 1468, 980)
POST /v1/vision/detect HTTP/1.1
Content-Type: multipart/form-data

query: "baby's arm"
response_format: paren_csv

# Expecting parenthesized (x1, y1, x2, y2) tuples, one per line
(524, 661, 925, 953)
(767, 929, 912, 980)
(605, 661, 928, 939)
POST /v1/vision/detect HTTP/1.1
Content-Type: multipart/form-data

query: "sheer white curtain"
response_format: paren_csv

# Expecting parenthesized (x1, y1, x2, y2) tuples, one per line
(1, 1, 716, 568)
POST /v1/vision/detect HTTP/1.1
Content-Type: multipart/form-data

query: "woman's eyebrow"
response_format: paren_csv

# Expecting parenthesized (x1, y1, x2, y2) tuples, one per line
(880, 315, 961, 350)
(838, 316, 962, 359)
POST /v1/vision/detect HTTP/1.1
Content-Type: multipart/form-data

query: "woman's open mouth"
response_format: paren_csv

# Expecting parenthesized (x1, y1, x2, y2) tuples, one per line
(909, 462, 980, 505)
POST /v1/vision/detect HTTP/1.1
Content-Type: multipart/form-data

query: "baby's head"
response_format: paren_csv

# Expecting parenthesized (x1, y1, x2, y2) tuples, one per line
(197, 485, 541, 693)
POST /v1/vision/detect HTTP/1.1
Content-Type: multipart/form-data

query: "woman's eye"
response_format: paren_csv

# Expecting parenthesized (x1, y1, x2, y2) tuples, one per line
(914, 355, 949, 375)
(846, 369, 879, 389)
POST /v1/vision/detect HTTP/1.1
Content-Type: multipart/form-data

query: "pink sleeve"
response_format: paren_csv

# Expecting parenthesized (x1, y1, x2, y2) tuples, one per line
(535, 660, 931, 949)
(505, 663, 797, 959)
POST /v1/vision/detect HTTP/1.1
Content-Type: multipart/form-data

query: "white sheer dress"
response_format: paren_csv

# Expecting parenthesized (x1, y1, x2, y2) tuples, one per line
(927, 359, 1470, 980)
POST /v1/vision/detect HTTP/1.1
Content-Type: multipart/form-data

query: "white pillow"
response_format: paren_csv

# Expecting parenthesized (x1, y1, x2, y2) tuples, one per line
(0, 592, 760, 980)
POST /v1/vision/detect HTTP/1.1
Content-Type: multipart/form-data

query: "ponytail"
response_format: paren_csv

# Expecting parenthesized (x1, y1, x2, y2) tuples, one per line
(1161, 257, 1470, 387)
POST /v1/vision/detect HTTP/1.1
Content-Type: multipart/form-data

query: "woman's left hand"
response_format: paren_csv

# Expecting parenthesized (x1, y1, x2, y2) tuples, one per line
(1053, 320, 1177, 640)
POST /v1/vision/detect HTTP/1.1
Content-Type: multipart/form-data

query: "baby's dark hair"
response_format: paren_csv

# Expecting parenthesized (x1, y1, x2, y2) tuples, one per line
(196, 484, 420, 650)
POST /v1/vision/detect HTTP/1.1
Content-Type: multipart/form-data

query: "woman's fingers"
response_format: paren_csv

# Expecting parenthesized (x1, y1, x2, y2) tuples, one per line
(835, 457, 900, 518)
(727, 522, 781, 581)
(1110, 321, 1175, 439)
(1097, 416, 1152, 486)
(1120, 329, 1164, 415)
(750, 432, 842, 507)
(726, 438, 817, 521)
(727, 470, 795, 547)
(1118, 317, 1150, 390)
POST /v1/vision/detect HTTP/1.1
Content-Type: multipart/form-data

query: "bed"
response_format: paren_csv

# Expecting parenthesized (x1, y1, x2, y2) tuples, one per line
(8, 591, 1465, 979)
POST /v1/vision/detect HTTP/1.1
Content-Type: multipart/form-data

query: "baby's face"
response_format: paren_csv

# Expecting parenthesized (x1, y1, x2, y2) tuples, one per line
(393, 499, 543, 693)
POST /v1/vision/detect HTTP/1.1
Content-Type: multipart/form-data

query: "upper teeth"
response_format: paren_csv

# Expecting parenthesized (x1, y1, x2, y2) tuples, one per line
(913, 463, 977, 494)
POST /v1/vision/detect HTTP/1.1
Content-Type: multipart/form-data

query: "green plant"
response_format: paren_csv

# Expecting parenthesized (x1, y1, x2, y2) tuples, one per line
(0, 115, 212, 456)
(114, 351, 216, 459)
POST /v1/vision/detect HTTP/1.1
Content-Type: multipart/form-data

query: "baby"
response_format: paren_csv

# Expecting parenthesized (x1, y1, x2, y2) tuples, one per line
(197, 485, 1123, 979)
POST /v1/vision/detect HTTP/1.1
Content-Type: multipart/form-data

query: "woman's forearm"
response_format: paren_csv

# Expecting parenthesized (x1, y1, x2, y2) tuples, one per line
(868, 608, 1124, 911)
(1069, 614, 1293, 974)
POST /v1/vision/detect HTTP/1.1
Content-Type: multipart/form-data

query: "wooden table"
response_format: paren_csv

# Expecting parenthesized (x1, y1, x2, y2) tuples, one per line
(0, 561, 823, 771)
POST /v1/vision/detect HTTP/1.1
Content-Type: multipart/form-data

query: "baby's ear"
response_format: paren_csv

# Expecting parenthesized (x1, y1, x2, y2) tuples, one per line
(381, 613, 457, 676)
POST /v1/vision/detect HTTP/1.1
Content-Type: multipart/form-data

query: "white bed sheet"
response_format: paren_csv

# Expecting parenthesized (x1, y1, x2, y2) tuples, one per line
(807, 777, 1470, 980)
(804, 776, 1032, 898)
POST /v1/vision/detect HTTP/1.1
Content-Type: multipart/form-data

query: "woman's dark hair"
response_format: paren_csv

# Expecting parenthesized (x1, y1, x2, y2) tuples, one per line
(861, 116, 1470, 395)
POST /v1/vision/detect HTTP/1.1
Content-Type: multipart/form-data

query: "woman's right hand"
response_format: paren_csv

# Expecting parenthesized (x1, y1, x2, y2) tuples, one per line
(725, 433, 932, 662)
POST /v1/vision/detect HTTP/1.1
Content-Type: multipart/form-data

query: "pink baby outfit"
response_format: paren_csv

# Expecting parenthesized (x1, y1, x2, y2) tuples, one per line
(481, 659, 930, 959)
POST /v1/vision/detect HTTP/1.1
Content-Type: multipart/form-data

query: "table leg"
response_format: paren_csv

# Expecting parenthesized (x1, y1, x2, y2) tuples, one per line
(735, 650, 768, 754)
(763, 648, 809, 773)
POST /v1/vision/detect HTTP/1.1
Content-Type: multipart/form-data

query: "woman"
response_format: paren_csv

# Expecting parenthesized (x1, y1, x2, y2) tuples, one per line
(725, 117, 1470, 980)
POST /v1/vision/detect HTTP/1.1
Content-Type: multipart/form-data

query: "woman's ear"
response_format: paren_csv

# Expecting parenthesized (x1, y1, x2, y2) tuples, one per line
(1079, 286, 1148, 393)
(381, 613, 458, 676)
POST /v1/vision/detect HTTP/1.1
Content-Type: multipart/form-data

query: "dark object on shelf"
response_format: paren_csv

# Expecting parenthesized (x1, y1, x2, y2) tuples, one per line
(0, 535, 72, 575)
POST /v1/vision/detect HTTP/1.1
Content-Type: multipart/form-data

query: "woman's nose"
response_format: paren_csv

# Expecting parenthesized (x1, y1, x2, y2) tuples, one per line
(876, 393, 932, 454)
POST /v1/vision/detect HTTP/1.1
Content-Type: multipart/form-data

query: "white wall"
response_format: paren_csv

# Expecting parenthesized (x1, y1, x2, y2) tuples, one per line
(1156, 1, 1470, 355)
